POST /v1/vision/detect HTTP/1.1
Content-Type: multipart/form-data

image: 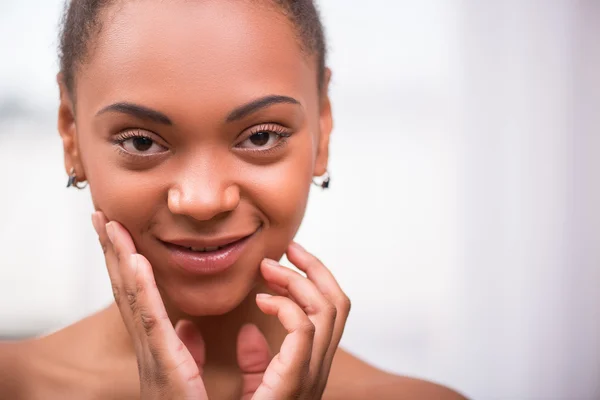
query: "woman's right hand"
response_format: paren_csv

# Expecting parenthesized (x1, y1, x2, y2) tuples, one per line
(92, 211, 209, 400)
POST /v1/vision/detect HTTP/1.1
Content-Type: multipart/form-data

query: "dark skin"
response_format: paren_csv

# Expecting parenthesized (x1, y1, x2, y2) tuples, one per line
(0, 1, 467, 399)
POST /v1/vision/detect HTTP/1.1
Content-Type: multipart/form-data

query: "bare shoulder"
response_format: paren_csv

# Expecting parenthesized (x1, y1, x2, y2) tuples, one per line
(0, 339, 33, 399)
(0, 336, 82, 400)
(324, 348, 469, 400)
(0, 308, 138, 400)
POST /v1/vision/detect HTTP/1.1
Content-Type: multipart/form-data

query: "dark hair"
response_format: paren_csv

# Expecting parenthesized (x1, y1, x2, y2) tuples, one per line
(58, 0, 327, 97)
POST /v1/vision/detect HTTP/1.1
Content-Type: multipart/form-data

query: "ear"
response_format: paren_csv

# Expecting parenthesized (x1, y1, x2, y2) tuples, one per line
(57, 73, 85, 181)
(314, 68, 333, 177)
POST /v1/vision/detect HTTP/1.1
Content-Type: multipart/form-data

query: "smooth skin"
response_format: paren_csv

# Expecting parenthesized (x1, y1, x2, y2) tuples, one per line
(0, 1, 467, 399)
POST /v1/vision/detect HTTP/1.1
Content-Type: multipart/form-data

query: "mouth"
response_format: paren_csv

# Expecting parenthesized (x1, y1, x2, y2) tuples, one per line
(160, 229, 259, 275)
(182, 244, 231, 252)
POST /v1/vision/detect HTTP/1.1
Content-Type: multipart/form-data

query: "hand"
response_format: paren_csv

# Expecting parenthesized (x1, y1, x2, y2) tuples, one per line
(92, 211, 351, 399)
(249, 243, 352, 399)
(92, 211, 209, 399)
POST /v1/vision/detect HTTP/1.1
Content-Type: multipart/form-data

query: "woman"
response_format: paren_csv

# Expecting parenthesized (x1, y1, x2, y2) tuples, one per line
(0, 0, 467, 398)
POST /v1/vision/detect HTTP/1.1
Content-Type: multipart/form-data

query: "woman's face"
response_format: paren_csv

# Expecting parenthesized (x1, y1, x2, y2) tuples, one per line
(58, 1, 332, 316)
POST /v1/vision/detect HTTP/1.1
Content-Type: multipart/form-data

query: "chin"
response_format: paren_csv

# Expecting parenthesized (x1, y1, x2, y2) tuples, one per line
(161, 276, 259, 317)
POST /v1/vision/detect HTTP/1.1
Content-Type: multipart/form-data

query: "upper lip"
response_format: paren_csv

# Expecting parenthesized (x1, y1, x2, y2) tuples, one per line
(161, 232, 254, 249)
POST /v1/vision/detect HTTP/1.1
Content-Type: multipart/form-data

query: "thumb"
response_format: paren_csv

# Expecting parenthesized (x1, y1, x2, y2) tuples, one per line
(175, 320, 206, 375)
(237, 324, 272, 400)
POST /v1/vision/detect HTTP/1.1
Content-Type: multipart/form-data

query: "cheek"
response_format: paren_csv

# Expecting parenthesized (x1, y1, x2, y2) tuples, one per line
(88, 163, 165, 238)
(242, 144, 313, 253)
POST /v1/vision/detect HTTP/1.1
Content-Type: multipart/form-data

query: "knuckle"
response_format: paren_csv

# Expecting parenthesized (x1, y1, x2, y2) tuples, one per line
(298, 320, 316, 337)
(338, 295, 351, 315)
(324, 302, 338, 320)
(125, 287, 138, 313)
(136, 280, 146, 297)
(139, 308, 157, 336)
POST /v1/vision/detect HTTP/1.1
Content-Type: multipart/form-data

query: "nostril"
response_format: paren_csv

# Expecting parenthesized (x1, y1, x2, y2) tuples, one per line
(167, 183, 240, 221)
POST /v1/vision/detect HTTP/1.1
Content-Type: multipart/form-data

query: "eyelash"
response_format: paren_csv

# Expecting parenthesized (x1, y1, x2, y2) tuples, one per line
(112, 129, 146, 142)
(111, 129, 164, 159)
(237, 123, 293, 154)
(110, 123, 293, 159)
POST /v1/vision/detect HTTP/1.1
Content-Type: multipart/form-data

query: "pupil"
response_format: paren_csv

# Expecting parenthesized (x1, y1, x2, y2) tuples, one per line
(250, 132, 270, 146)
(133, 137, 153, 151)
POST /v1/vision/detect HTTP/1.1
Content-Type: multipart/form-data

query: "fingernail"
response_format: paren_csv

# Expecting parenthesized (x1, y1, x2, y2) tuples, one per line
(106, 222, 115, 244)
(91, 213, 100, 234)
(256, 293, 272, 300)
(290, 242, 305, 252)
(263, 258, 280, 268)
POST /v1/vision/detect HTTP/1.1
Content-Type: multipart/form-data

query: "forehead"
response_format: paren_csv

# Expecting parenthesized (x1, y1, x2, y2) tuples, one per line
(76, 0, 316, 114)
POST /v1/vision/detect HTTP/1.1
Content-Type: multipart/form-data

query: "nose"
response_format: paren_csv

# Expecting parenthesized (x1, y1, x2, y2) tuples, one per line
(167, 164, 240, 222)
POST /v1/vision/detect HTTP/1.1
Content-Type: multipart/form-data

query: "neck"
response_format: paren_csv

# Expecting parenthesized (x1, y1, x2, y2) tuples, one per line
(174, 282, 285, 367)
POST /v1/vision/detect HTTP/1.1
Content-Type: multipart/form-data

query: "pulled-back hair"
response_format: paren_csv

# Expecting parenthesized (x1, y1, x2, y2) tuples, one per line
(58, 0, 327, 96)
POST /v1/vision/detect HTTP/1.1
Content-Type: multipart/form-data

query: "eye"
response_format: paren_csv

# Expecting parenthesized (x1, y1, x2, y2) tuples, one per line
(236, 125, 291, 151)
(115, 131, 168, 156)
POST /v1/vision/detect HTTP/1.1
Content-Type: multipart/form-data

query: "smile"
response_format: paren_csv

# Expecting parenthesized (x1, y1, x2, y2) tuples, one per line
(160, 229, 259, 275)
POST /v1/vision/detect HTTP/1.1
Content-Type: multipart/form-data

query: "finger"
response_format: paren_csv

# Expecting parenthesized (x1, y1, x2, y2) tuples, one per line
(133, 254, 207, 395)
(254, 294, 314, 398)
(260, 259, 335, 369)
(93, 212, 140, 347)
(264, 281, 289, 298)
(286, 243, 351, 342)
(92, 212, 121, 304)
(286, 243, 351, 387)
(105, 223, 201, 383)
(236, 324, 271, 400)
(96, 215, 206, 397)
(175, 320, 206, 375)
(286, 243, 351, 318)
(106, 220, 137, 264)
(104, 221, 143, 342)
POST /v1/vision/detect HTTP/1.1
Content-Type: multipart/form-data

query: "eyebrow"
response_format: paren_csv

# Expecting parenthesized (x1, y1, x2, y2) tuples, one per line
(96, 102, 172, 125)
(226, 95, 301, 122)
(95, 95, 300, 125)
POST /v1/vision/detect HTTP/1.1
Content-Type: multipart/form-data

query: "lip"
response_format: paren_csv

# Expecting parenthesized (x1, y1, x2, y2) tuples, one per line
(161, 230, 257, 275)
(164, 233, 253, 250)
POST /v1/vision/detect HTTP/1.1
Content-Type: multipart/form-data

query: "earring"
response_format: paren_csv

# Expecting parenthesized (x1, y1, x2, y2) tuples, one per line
(312, 170, 331, 190)
(66, 168, 88, 189)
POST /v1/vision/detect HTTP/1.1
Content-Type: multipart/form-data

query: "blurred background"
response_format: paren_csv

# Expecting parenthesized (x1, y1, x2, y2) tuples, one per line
(1, 0, 599, 398)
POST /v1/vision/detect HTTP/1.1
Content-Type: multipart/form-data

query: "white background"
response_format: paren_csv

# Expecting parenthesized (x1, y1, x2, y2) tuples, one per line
(1, 1, 599, 398)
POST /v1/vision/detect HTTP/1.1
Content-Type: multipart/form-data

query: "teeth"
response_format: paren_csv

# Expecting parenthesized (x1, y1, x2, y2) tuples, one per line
(188, 246, 222, 252)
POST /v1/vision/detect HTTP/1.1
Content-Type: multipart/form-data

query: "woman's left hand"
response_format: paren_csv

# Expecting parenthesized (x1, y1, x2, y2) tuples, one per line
(237, 243, 351, 400)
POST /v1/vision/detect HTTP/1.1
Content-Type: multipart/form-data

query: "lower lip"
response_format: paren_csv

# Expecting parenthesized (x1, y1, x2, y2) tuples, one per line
(164, 234, 254, 275)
